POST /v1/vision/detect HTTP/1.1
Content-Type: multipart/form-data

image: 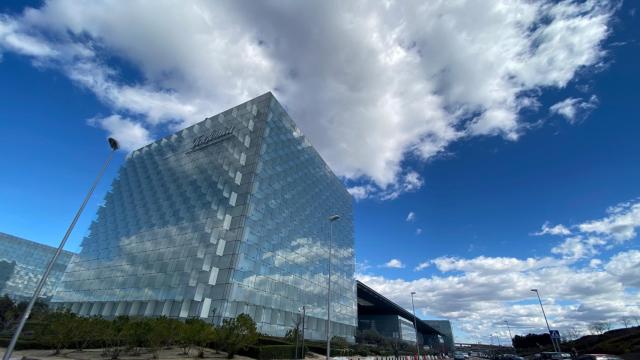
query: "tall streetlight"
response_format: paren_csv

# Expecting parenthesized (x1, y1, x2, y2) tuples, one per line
(504, 320, 515, 352)
(3, 138, 119, 360)
(326, 214, 340, 360)
(410, 292, 421, 359)
(531, 289, 559, 352)
(299, 305, 311, 360)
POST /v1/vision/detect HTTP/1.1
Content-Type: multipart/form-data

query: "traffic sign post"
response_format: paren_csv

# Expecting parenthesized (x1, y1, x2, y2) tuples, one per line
(549, 330, 561, 352)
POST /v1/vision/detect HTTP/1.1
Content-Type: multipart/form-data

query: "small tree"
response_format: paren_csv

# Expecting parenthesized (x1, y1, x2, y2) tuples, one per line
(588, 322, 609, 335)
(122, 318, 152, 355)
(285, 313, 302, 343)
(621, 317, 631, 328)
(105, 316, 131, 359)
(92, 317, 113, 356)
(0, 294, 16, 331)
(219, 314, 258, 359)
(563, 327, 582, 342)
(71, 316, 101, 351)
(179, 318, 216, 358)
(37, 310, 76, 355)
(148, 317, 180, 359)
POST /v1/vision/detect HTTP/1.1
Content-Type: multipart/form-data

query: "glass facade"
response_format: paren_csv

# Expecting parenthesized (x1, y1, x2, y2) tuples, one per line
(423, 320, 454, 353)
(0, 232, 74, 300)
(359, 314, 417, 343)
(398, 317, 417, 343)
(51, 92, 356, 340)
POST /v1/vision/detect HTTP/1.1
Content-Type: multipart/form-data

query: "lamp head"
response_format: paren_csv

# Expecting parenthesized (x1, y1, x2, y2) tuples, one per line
(108, 137, 120, 151)
(329, 214, 340, 221)
(530, 289, 538, 292)
(411, 291, 416, 295)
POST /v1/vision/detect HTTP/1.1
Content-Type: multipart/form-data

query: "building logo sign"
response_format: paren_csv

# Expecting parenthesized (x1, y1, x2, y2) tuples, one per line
(188, 126, 235, 153)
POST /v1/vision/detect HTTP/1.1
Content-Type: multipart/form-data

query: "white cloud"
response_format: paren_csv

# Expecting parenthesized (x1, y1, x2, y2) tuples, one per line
(347, 185, 375, 201)
(88, 115, 153, 152)
(605, 250, 640, 288)
(378, 171, 425, 200)
(0, 15, 56, 57)
(533, 221, 572, 236)
(0, 0, 617, 199)
(356, 259, 372, 274)
(415, 228, 423, 235)
(432, 255, 561, 274)
(358, 249, 640, 342)
(550, 95, 599, 123)
(359, 198, 640, 342)
(406, 212, 416, 222)
(383, 259, 405, 269)
(539, 199, 640, 261)
(589, 258, 603, 268)
(551, 235, 605, 260)
(578, 199, 640, 242)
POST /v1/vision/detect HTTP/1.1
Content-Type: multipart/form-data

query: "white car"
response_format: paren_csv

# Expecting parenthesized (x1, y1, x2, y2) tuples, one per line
(453, 351, 466, 360)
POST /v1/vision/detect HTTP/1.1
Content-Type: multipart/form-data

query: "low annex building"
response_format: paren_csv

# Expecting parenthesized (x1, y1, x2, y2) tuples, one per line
(0, 232, 74, 301)
(357, 281, 453, 352)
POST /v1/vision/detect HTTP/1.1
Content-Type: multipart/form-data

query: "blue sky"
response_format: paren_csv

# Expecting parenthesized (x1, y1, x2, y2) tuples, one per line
(1, 0, 639, 343)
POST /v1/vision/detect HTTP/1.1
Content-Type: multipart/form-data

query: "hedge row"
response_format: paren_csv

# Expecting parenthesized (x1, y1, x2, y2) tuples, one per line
(0, 337, 51, 350)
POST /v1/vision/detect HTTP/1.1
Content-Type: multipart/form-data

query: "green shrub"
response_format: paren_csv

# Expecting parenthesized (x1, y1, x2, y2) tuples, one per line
(257, 344, 302, 359)
(219, 313, 258, 359)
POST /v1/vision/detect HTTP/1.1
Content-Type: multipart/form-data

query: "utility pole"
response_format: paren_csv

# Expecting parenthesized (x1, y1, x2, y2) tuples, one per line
(3, 138, 119, 360)
(301, 305, 307, 359)
(326, 215, 340, 360)
(531, 289, 560, 352)
(504, 320, 517, 354)
(410, 292, 421, 359)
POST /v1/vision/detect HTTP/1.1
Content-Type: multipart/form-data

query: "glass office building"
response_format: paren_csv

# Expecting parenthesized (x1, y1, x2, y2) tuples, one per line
(52, 92, 356, 340)
(0, 232, 74, 300)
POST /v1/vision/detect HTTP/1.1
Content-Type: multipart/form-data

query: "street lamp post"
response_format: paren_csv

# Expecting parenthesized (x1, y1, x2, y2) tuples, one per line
(300, 305, 308, 360)
(531, 289, 560, 352)
(326, 214, 340, 360)
(504, 320, 513, 343)
(2, 138, 119, 360)
(504, 320, 515, 353)
(410, 292, 421, 359)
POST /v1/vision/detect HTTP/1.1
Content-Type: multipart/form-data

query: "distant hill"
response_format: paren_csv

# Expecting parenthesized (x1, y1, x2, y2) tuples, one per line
(566, 326, 640, 357)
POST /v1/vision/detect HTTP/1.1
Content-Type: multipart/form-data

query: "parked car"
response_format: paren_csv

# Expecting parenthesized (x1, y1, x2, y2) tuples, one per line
(501, 355, 524, 360)
(576, 355, 623, 360)
(536, 353, 572, 360)
(454, 351, 466, 360)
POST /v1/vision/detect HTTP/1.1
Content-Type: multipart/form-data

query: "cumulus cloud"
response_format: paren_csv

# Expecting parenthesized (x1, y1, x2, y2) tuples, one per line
(589, 258, 603, 268)
(383, 259, 405, 269)
(406, 212, 416, 222)
(550, 95, 599, 123)
(88, 115, 153, 152)
(532, 221, 572, 236)
(0, 0, 617, 199)
(578, 199, 640, 242)
(359, 249, 640, 342)
(347, 185, 375, 201)
(535, 199, 640, 260)
(605, 250, 640, 288)
(359, 198, 640, 342)
(551, 235, 606, 260)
